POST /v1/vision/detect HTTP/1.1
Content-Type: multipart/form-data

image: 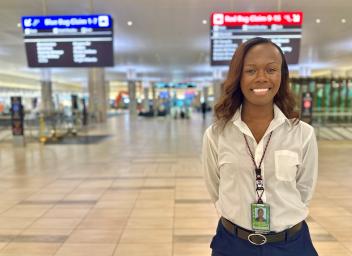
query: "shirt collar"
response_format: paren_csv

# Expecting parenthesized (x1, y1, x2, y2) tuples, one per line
(273, 104, 292, 128)
(231, 104, 292, 138)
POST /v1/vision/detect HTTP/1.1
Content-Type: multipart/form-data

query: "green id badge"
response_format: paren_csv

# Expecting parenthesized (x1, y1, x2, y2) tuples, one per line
(251, 203, 270, 232)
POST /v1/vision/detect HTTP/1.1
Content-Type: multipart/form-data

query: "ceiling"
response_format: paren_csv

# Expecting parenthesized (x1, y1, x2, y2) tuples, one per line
(1, 0, 352, 86)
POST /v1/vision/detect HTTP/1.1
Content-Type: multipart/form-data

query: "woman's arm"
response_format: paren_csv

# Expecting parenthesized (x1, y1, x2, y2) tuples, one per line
(202, 128, 220, 204)
(296, 127, 318, 206)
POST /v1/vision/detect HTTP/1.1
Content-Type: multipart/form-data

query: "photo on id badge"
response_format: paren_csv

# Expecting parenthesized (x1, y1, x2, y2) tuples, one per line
(251, 204, 270, 232)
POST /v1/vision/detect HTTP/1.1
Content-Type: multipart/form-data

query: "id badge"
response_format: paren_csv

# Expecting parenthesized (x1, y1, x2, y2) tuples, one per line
(251, 203, 270, 232)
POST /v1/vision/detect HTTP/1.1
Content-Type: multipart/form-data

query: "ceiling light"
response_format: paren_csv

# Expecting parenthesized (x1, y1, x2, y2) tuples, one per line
(341, 18, 346, 23)
(127, 21, 133, 26)
(202, 20, 207, 24)
(17, 23, 21, 28)
(316, 19, 321, 24)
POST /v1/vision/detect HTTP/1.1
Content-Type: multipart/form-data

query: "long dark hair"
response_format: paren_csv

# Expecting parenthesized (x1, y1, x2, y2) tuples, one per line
(214, 37, 298, 128)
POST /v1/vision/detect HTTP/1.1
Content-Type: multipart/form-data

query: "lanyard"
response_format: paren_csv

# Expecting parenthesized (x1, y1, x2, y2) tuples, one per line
(243, 131, 273, 204)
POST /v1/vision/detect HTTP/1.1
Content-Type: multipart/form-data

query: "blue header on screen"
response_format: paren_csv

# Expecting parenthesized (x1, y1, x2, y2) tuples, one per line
(21, 14, 112, 29)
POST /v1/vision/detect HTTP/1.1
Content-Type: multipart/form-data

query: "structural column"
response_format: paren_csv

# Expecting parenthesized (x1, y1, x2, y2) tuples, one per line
(152, 83, 157, 116)
(106, 81, 111, 113)
(128, 80, 137, 115)
(203, 86, 209, 105)
(212, 69, 223, 104)
(88, 68, 107, 123)
(143, 87, 149, 112)
(213, 81, 222, 105)
(40, 69, 55, 115)
(195, 90, 201, 106)
(126, 69, 138, 116)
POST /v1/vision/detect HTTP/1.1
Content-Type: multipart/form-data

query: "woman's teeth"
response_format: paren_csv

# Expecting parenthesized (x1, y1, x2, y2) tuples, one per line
(252, 88, 269, 95)
(253, 88, 269, 92)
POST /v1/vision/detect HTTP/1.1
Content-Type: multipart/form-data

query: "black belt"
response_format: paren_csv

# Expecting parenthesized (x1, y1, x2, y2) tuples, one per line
(221, 217, 303, 246)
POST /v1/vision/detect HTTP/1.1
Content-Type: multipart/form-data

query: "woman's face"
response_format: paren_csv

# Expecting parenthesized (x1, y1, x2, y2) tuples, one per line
(240, 43, 282, 108)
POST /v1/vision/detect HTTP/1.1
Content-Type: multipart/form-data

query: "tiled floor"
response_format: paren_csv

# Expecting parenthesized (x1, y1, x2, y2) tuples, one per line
(0, 113, 351, 255)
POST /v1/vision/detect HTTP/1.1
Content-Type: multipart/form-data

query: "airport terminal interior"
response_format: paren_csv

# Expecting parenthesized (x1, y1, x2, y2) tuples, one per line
(0, 0, 351, 255)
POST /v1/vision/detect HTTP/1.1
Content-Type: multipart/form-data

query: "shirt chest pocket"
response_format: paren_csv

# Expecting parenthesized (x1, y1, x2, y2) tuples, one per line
(274, 150, 299, 182)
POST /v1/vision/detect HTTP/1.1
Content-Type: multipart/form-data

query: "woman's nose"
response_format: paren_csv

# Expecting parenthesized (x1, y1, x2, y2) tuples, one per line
(255, 70, 268, 82)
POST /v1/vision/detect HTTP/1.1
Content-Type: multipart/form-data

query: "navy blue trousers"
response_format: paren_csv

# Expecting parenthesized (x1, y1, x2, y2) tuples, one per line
(211, 220, 318, 256)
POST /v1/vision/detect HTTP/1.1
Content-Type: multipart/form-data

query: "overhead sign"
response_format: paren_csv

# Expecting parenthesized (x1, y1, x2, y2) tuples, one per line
(22, 14, 114, 67)
(210, 12, 303, 66)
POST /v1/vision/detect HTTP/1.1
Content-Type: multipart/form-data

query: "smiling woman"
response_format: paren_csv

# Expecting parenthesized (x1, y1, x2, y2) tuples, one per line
(214, 37, 298, 129)
(240, 43, 282, 108)
(202, 37, 319, 256)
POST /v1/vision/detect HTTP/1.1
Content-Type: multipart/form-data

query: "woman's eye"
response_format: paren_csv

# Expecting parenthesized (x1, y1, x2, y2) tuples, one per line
(245, 69, 256, 74)
(267, 68, 277, 73)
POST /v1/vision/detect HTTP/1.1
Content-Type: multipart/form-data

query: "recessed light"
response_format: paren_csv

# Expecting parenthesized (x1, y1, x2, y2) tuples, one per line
(17, 23, 21, 28)
(202, 20, 207, 24)
(341, 18, 347, 23)
(127, 21, 133, 26)
(316, 19, 321, 24)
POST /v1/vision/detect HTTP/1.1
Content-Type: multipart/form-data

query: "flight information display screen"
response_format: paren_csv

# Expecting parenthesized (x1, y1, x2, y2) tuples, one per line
(210, 12, 303, 66)
(21, 14, 114, 67)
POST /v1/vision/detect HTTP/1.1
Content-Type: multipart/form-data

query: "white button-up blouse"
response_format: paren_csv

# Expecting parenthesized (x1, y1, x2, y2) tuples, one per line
(202, 104, 318, 232)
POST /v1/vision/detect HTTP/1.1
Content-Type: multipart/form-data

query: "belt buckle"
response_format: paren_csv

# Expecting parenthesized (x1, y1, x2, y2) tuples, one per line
(248, 233, 267, 246)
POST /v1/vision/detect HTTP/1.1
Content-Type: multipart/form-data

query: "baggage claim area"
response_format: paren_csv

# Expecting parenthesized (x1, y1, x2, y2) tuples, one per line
(0, 1, 351, 255)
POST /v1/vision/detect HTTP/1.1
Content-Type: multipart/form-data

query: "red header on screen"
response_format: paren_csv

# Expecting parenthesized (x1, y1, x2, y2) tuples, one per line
(211, 12, 303, 26)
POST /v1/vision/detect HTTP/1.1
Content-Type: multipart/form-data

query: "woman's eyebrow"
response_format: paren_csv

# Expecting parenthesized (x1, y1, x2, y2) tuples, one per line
(244, 62, 278, 66)
(266, 62, 279, 65)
